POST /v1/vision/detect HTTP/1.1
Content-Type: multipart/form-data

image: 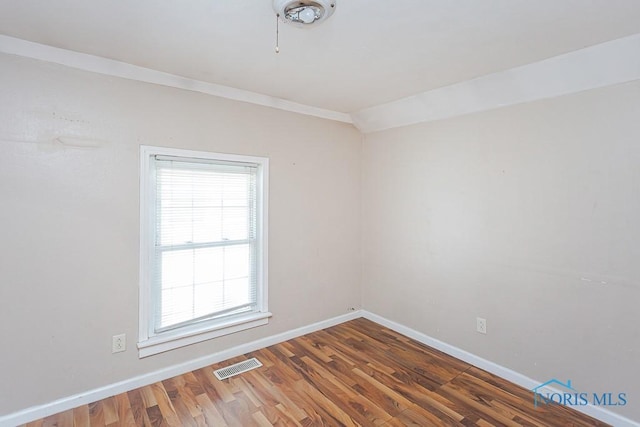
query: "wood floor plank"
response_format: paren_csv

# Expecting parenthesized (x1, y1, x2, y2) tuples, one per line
(390, 404, 462, 427)
(150, 382, 181, 426)
(88, 400, 106, 427)
(145, 405, 164, 427)
(298, 354, 393, 425)
(41, 415, 61, 427)
(113, 393, 136, 427)
(439, 381, 526, 427)
(339, 320, 470, 384)
(251, 410, 274, 427)
(22, 318, 611, 427)
(244, 366, 312, 423)
(102, 396, 119, 425)
(138, 385, 158, 409)
(232, 376, 264, 409)
(127, 388, 152, 427)
(360, 362, 470, 424)
(194, 393, 228, 427)
(190, 367, 225, 405)
(293, 378, 362, 426)
(73, 404, 90, 427)
(161, 377, 198, 427)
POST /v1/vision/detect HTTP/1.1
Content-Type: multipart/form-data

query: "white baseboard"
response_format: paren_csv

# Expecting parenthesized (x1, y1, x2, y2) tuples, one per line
(2, 309, 637, 427)
(361, 310, 640, 427)
(0, 310, 362, 427)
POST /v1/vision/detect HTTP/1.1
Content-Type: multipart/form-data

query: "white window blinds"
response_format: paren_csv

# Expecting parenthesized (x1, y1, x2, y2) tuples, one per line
(151, 156, 259, 333)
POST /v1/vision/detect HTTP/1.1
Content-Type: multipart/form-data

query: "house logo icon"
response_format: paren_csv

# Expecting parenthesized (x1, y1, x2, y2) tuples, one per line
(531, 379, 576, 407)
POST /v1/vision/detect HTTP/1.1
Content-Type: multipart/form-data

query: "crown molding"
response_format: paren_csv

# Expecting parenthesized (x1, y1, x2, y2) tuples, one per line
(0, 35, 352, 125)
(1, 32, 638, 134)
(352, 33, 640, 133)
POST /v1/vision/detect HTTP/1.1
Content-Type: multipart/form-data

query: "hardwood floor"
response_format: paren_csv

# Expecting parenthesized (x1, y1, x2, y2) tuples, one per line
(24, 318, 609, 426)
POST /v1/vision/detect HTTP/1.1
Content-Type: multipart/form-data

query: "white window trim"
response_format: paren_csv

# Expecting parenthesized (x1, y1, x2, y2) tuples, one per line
(138, 145, 270, 358)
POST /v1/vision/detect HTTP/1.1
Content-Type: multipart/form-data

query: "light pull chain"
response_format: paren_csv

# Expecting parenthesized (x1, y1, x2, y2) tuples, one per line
(275, 14, 280, 53)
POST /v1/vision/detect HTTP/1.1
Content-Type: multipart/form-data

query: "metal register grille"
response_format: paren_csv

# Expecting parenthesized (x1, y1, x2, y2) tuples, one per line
(213, 357, 263, 380)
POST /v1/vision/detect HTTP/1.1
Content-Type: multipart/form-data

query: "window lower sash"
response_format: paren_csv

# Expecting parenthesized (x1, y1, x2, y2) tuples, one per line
(154, 302, 254, 334)
(155, 239, 253, 253)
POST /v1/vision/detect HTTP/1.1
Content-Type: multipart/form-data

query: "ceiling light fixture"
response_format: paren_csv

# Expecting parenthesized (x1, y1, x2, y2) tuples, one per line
(273, 0, 336, 27)
(273, 0, 336, 53)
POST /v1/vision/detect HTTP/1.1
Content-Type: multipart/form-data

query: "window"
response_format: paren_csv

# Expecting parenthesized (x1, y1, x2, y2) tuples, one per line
(139, 146, 270, 357)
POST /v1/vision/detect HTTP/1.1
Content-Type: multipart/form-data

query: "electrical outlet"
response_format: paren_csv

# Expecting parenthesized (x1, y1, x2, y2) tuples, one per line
(476, 317, 487, 334)
(112, 334, 126, 353)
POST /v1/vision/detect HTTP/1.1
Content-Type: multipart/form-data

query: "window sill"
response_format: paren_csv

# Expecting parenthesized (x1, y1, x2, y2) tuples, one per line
(137, 311, 272, 358)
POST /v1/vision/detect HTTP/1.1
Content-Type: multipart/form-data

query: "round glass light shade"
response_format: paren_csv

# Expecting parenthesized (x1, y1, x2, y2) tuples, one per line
(299, 7, 317, 23)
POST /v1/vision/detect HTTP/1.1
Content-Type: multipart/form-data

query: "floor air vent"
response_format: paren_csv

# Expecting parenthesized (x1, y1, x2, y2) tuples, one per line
(214, 357, 263, 380)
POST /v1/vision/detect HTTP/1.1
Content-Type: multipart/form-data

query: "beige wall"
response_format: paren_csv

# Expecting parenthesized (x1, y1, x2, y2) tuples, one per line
(362, 81, 640, 420)
(2, 48, 639, 422)
(0, 53, 362, 415)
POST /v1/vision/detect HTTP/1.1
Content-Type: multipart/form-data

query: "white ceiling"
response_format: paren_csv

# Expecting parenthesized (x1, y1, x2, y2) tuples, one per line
(0, 0, 639, 114)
